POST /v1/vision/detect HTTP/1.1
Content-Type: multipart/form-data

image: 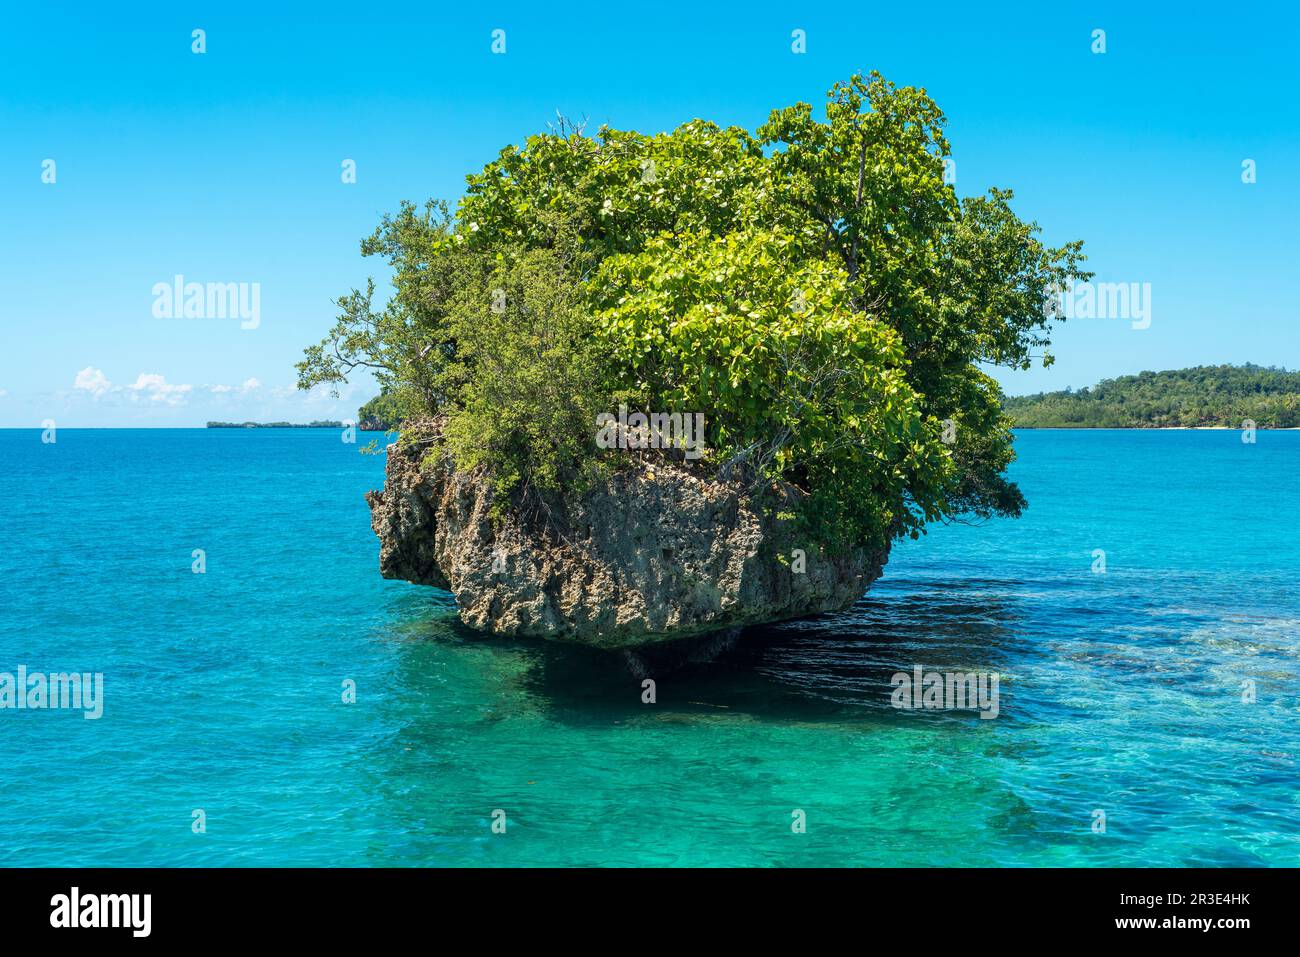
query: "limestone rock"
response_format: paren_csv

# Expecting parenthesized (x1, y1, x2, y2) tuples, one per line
(366, 438, 890, 650)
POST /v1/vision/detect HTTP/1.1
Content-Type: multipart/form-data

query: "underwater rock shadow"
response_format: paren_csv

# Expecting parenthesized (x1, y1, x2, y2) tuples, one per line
(477, 580, 1035, 728)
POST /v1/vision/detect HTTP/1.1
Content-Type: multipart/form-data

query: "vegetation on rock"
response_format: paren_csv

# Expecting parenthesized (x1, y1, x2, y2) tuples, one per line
(357, 390, 402, 431)
(300, 72, 1090, 552)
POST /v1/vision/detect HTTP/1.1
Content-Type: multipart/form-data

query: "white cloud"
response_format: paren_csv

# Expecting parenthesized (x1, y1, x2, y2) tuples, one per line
(74, 366, 112, 397)
(209, 377, 262, 395)
(279, 382, 357, 403)
(127, 373, 193, 405)
(52, 368, 368, 425)
(75, 368, 193, 406)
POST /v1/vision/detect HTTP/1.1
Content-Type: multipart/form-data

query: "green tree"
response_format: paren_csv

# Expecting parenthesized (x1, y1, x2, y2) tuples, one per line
(299, 72, 1091, 550)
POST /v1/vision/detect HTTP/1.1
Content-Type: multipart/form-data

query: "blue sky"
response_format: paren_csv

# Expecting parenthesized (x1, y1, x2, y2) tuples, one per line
(1, 2, 1296, 426)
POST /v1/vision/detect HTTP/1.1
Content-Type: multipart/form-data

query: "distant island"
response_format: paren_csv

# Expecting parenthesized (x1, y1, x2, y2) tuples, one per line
(1004, 364, 1300, 428)
(206, 421, 343, 428)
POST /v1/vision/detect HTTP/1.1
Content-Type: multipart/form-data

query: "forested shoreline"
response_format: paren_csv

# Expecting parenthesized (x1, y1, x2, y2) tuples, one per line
(1003, 365, 1300, 428)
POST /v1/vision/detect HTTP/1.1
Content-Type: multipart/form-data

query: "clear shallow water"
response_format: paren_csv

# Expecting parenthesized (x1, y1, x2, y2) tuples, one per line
(0, 428, 1296, 867)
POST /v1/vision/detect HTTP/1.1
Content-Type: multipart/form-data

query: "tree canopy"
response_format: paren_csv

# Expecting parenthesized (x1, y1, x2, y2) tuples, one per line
(301, 72, 1090, 550)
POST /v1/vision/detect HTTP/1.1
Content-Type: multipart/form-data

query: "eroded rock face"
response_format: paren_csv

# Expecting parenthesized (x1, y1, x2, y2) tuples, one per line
(366, 439, 890, 650)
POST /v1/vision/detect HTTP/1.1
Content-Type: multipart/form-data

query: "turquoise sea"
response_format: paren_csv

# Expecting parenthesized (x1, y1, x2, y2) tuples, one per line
(1, 428, 1296, 866)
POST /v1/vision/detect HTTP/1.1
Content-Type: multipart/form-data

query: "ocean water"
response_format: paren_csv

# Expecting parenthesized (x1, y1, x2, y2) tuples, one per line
(0, 428, 1296, 867)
